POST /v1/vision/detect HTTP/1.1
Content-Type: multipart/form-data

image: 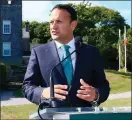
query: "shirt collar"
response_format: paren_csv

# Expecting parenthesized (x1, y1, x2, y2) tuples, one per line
(55, 37, 75, 49)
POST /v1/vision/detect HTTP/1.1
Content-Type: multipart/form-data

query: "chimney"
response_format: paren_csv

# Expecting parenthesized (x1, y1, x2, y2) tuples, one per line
(25, 20, 29, 32)
(8, 0, 12, 5)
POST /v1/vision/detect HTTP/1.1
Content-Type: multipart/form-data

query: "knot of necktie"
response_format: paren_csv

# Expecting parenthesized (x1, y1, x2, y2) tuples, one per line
(62, 45, 70, 51)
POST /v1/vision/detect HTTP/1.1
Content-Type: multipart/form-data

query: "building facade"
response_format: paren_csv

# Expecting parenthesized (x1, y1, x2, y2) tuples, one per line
(0, 0, 22, 65)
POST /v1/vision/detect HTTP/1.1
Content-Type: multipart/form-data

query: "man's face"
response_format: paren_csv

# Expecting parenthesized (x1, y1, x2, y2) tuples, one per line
(49, 8, 77, 42)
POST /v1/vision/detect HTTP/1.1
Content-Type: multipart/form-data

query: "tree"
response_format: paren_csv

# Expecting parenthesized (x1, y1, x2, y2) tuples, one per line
(126, 28, 132, 71)
(68, 2, 129, 69)
(22, 21, 26, 28)
(68, 2, 94, 37)
(22, 2, 130, 70)
(34, 22, 50, 43)
(29, 21, 39, 43)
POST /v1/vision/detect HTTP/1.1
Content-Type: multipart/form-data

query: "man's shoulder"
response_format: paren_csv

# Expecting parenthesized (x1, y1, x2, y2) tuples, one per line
(32, 40, 54, 51)
(82, 43, 102, 58)
(82, 43, 99, 52)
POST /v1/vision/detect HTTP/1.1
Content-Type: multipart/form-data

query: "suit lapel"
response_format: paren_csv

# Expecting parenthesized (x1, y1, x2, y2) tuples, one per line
(44, 40, 82, 86)
(47, 41, 67, 85)
(71, 41, 82, 86)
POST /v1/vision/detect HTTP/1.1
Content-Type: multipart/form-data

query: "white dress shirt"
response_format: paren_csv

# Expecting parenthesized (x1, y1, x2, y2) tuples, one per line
(54, 38, 76, 73)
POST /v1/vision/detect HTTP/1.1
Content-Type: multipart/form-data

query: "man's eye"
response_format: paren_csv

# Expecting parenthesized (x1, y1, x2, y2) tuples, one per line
(50, 21, 53, 24)
(57, 20, 62, 23)
(49, 20, 62, 24)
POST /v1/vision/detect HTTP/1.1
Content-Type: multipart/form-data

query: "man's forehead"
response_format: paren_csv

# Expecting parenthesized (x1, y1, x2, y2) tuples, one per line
(49, 8, 70, 20)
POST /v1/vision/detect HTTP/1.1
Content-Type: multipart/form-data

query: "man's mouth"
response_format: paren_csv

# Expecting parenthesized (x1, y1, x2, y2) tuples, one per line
(52, 31, 59, 35)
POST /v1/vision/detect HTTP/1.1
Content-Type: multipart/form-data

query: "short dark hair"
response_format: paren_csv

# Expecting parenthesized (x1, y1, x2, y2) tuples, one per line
(51, 4, 77, 22)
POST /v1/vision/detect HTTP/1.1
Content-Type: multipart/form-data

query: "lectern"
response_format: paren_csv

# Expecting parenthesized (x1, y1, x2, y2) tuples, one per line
(29, 107, 131, 120)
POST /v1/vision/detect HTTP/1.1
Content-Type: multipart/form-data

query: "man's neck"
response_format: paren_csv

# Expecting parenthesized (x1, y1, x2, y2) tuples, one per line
(55, 37, 75, 49)
(57, 36, 74, 44)
(58, 40, 70, 44)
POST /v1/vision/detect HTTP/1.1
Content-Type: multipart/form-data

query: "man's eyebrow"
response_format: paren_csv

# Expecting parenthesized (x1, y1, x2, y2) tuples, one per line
(49, 19, 62, 21)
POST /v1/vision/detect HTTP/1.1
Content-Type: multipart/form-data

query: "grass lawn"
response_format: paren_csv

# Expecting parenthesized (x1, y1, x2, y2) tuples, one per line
(105, 70, 131, 94)
(1, 98, 131, 119)
(1, 104, 37, 119)
(1, 69, 131, 119)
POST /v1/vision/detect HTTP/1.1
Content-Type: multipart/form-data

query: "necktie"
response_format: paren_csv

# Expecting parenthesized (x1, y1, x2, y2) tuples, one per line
(62, 45, 73, 86)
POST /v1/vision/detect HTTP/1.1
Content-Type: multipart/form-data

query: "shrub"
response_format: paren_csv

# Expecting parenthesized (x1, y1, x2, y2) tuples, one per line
(32, 38, 41, 44)
(0, 62, 11, 88)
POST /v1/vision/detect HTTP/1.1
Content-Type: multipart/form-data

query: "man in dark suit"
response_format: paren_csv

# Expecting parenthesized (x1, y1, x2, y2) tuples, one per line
(22, 4, 110, 107)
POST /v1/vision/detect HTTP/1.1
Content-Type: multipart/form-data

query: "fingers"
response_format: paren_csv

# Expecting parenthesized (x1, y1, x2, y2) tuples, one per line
(42, 85, 68, 99)
(80, 79, 92, 92)
(54, 85, 68, 90)
(80, 86, 92, 90)
(42, 88, 50, 99)
(55, 93, 66, 100)
(54, 89, 68, 95)
(76, 93, 93, 102)
(77, 89, 93, 101)
(80, 79, 90, 87)
(77, 79, 97, 102)
(77, 88, 95, 102)
(77, 89, 91, 95)
(54, 85, 68, 100)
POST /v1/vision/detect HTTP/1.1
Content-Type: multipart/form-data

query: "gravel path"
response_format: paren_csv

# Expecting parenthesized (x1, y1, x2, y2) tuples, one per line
(0, 91, 32, 107)
(108, 92, 131, 100)
(0, 91, 131, 106)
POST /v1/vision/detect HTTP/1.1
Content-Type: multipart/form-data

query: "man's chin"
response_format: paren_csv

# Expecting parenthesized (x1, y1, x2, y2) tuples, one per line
(51, 36, 60, 40)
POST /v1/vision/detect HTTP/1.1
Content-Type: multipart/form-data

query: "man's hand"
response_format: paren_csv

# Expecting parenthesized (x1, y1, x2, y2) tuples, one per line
(42, 85, 68, 100)
(76, 79, 98, 102)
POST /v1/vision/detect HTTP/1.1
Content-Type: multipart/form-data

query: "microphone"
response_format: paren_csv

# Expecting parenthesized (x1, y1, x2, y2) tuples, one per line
(49, 36, 83, 108)
(40, 36, 83, 108)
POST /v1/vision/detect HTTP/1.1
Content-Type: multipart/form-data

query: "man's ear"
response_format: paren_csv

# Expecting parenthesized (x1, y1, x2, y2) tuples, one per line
(71, 21, 78, 31)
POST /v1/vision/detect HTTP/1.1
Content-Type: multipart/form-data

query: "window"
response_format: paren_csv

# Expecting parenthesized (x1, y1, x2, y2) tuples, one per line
(3, 20, 11, 34)
(3, 42, 11, 56)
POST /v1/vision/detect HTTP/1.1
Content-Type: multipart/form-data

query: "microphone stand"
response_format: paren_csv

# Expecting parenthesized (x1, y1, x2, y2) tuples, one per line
(49, 36, 82, 107)
(38, 37, 82, 119)
(49, 48, 80, 107)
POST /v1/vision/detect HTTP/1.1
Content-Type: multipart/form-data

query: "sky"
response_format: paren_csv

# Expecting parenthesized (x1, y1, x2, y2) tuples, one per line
(22, 1, 131, 26)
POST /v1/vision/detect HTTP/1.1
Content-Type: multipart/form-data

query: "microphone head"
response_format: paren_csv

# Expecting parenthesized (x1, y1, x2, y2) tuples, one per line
(75, 36, 83, 43)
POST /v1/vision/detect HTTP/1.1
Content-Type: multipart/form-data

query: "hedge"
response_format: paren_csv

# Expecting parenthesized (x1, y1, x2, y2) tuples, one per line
(0, 62, 11, 88)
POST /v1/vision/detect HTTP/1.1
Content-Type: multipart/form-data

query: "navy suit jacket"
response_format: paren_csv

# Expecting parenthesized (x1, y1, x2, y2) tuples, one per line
(23, 40, 110, 107)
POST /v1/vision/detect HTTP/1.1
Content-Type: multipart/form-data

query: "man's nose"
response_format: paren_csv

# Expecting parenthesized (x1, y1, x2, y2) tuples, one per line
(52, 21, 58, 29)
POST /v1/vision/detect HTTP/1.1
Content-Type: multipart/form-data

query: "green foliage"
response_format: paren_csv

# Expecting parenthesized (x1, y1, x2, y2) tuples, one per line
(22, 2, 131, 70)
(22, 21, 26, 28)
(29, 21, 39, 43)
(69, 3, 129, 70)
(32, 38, 41, 44)
(34, 22, 50, 43)
(0, 63, 7, 86)
(23, 21, 50, 43)
(69, 2, 95, 36)
(126, 28, 132, 70)
(0, 62, 10, 88)
(13, 89, 24, 98)
(119, 68, 129, 73)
